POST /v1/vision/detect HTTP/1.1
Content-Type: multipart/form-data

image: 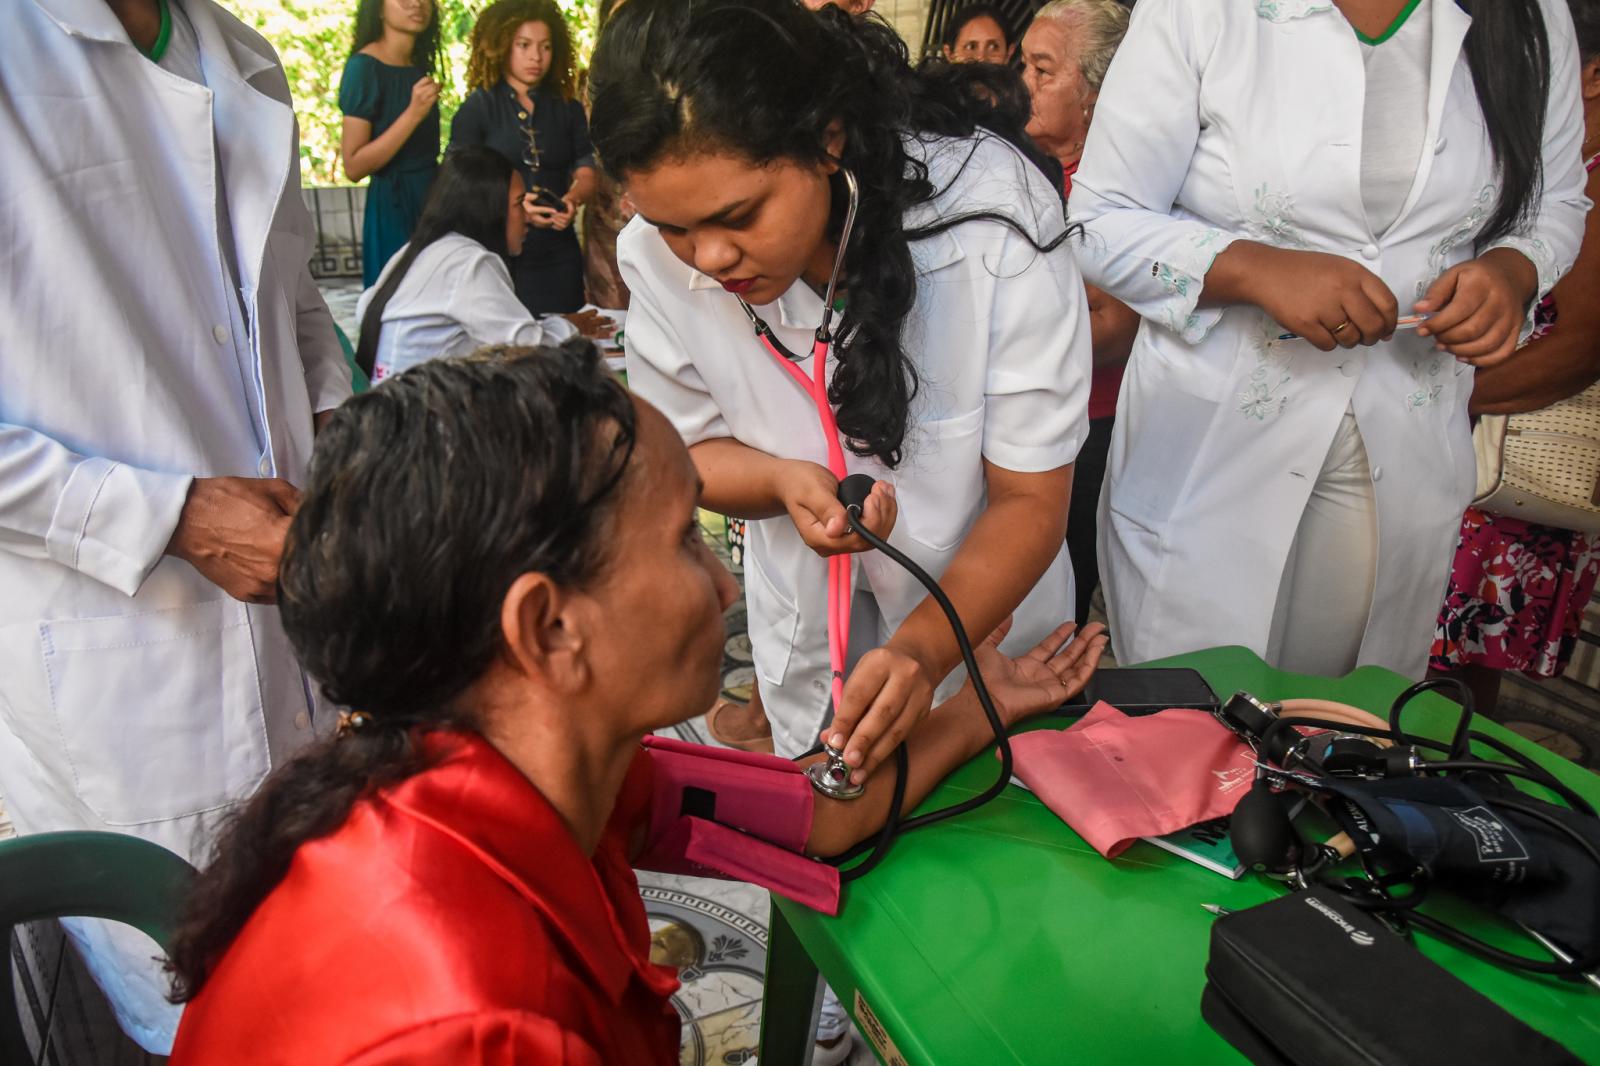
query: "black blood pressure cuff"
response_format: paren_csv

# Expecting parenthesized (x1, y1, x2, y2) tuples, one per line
(1318, 776, 1600, 957)
(1320, 776, 1556, 883)
(1201, 891, 1580, 1065)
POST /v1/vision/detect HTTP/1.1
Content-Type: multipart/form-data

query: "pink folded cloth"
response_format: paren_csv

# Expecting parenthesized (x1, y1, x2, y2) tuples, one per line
(1010, 701, 1259, 858)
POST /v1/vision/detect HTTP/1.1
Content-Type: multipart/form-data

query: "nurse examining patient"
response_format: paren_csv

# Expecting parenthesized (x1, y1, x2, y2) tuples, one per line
(590, 0, 1093, 778)
(165, 345, 1105, 1062)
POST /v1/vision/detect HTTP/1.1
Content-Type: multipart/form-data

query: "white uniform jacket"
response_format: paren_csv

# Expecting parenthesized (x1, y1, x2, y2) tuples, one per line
(0, 0, 351, 1048)
(622, 131, 1092, 757)
(358, 233, 578, 382)
(1068, 0, 1588, 676)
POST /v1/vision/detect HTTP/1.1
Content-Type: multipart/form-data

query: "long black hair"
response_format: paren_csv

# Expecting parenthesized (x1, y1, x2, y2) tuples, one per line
(589, 0, 1065, 467)
(1460, 0, 1551, 248)
(355, 146, 517, 377)
(349, 0, 442, 73)
(1568, 0, 1600, 63)
(166, 341, 639, 1002)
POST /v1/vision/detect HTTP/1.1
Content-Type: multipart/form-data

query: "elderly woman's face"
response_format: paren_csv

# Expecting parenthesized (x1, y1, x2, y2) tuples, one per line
(1021, 17, 1095, 161)
(578, 399, 740, 732)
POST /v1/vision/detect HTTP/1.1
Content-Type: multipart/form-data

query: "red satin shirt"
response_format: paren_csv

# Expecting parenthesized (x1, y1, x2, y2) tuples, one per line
(170, 732, 680, 1065)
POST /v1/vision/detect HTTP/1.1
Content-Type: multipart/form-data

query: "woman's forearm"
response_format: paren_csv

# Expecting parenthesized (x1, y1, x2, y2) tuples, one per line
(1195, 239, 1270, 309)
(1086, 284, 1138, 369)
(1473, 164, 1600, 413)
(803, 685, 994, 857)
(567, 166, 598, 207)
(342, 111, 426, 183)
(1471, 330, 1600, 414)
(689, 438, 787, 519)
(889, 463, 1073, 681)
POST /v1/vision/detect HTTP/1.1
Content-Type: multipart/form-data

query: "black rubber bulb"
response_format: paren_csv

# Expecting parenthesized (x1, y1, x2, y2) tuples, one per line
(837, 473, 877, 515)
(1231, 777, 1300, 875)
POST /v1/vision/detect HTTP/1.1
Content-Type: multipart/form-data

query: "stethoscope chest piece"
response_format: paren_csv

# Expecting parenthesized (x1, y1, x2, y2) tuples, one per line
(807, 741, 866, 800)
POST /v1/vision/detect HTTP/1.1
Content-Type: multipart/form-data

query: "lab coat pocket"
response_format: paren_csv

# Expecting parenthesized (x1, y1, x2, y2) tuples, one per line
(899, 405, 985, 553)
(40, 599, 269, 826)
(744, 549, 801, 688)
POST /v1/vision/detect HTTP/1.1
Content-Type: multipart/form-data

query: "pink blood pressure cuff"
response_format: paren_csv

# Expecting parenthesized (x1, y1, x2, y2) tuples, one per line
(636, 735, 841, 915)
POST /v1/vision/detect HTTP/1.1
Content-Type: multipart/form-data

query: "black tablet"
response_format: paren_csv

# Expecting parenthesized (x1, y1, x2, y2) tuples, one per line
(1052, 667, 1221, 716)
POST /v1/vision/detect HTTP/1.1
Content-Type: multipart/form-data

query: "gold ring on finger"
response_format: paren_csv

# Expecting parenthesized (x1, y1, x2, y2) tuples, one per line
(1330, 321, 1352, 336)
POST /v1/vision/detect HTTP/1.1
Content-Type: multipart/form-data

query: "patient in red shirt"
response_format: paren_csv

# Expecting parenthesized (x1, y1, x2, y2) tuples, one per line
(165, 340, 1105, 1064)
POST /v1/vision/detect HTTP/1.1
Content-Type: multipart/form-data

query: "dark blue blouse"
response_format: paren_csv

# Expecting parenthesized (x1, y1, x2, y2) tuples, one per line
(448, 81, 595, 199)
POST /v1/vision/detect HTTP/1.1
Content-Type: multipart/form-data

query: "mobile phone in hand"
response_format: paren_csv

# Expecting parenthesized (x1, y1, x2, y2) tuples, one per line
(527, 185, 567, 212)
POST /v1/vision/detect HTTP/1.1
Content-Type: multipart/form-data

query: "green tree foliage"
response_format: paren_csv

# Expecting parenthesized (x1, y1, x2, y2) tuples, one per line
(224, 0, 597, 187)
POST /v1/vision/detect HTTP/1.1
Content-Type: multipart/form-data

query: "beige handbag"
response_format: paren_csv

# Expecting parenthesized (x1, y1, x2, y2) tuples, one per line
(1472, 380, 1600, 533)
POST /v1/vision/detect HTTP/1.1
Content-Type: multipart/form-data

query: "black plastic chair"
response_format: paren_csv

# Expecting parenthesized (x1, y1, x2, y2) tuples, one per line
(0, 831, 196, 1064)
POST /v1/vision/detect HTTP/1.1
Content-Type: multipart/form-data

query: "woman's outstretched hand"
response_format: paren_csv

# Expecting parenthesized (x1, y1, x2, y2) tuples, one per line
(973, 618, 1108, 729)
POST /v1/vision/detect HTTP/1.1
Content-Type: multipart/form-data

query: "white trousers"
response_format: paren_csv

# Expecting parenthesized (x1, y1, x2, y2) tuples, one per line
(1265, 410, 1379, 677)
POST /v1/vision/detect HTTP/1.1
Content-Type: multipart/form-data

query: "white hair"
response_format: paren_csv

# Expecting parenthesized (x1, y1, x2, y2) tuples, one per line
(1031, 0, 1130, 92)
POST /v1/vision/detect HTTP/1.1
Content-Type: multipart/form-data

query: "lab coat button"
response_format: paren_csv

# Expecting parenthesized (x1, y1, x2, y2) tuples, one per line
(257, 455, 271, 476)
(1371, 466, 1383, 482)
(812, 680, 826, 693)
(1360, 243, 1380, 260)
(293, 712, 310, 730)
(1339, 361, 1359, 377)
(1434, 135, 1448, 154)
(212, 324, 229, 343)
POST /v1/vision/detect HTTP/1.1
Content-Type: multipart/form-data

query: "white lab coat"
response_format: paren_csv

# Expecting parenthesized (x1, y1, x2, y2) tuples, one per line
(357, 233, 578, 382)
(0, 0, 351, 1050)
(622, 131, 1092, 756)
(1069, 0, 1588, 677)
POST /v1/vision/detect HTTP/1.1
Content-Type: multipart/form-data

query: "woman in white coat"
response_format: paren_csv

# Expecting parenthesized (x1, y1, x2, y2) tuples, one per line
(589, 0, 1092, 779)
(355, 146, 584, 382)
(1069, 0, 1590, 678)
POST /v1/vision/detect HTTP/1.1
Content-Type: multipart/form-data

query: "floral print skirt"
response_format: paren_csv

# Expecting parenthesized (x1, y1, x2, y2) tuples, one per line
(1432, 507, 1600, 678)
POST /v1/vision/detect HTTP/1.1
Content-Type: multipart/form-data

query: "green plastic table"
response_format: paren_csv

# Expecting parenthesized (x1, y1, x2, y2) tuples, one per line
(757, 646, 1600, 1065)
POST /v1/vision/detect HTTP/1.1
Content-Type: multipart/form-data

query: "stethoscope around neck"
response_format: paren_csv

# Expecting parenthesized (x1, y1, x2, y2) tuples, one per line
(734, 168, 863, 739)
(727, 167, 1021, 883)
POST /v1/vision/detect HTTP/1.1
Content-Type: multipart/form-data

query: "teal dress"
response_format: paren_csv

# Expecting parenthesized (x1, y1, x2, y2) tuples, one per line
(339, 53, 440, 287)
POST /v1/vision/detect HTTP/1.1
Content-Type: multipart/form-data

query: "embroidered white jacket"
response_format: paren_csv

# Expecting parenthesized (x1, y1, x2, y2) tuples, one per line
(1068, 0, 1589, 676)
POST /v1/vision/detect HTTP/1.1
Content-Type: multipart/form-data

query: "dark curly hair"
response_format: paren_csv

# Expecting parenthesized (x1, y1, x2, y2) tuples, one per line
(349, 0, 442, 74)
(466, 0, 578, 99)
(166, 341, 638, 1002)
(589, 0, 1066, 467)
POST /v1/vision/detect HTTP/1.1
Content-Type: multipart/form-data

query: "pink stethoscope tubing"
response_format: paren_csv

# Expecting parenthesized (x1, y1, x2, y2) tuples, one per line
(736, 169, 861, 721)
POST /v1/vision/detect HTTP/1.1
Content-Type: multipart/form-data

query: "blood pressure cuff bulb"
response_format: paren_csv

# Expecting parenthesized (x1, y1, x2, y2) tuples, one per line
(1321, 775, 1600, 959)
(635, 735, 841, 915)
